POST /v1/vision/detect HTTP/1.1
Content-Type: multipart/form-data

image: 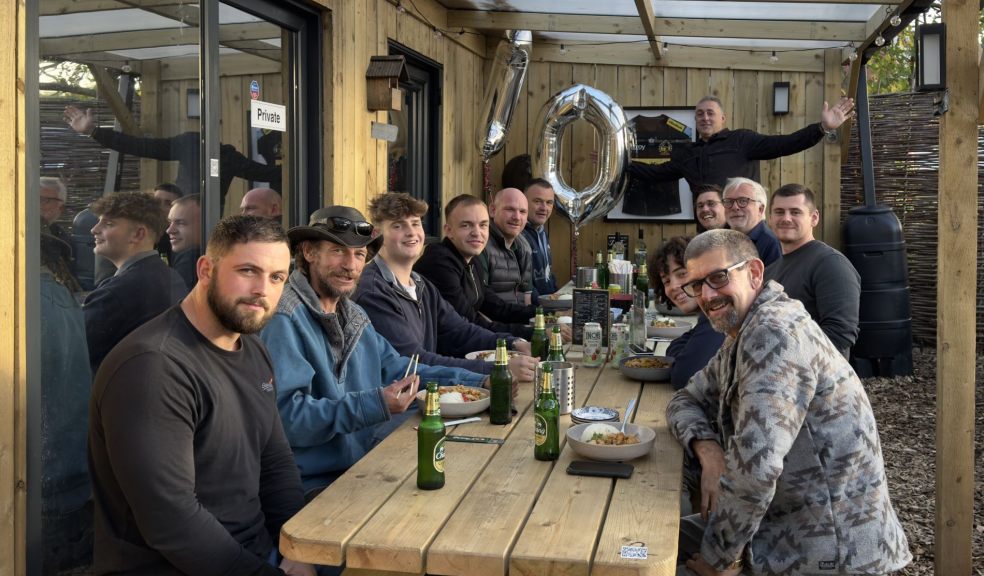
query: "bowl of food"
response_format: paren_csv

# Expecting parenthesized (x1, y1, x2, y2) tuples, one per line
(647, 318, 692, 339)
(620, 355, 673, 382)
(416, 384, 490, 418)
(566, 422, 656, 461)
(464, 350, 523, 362)
(539, 293, 573, 310)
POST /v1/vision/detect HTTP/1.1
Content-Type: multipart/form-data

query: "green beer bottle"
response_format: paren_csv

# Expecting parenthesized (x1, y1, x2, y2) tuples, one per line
(636, 263, 650, 309)
(534, 363, 560, 461)
(530, 307, 549, 361)
(417, 382, 446, 490)
(595, 250, 608, 288)
(489, 339, 513, 424)
(547, 326, 565, 362)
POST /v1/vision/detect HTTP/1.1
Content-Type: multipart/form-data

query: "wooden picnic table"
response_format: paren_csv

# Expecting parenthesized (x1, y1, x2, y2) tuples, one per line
(280, 351, 683, 576)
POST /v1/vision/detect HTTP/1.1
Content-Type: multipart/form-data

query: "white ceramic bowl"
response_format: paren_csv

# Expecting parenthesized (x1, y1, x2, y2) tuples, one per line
(566, 423, 656, 462)
(647, 320, 692, 339)
(464, 350, 523, 362)
(416, 387, 490, 418)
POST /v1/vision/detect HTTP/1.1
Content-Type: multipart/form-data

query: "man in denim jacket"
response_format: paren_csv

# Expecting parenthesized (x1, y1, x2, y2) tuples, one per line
(667, 229, 909, 576)
(260, 206, 486, 494)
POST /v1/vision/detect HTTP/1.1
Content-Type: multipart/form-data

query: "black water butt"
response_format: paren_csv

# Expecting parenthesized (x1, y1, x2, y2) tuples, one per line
(842, 205, 914, 377)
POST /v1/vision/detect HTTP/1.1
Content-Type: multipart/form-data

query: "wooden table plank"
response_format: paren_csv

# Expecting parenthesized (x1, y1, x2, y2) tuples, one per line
(345, 388, 534, 573)
(281, 386, 533, 566)
(593, 381, 682, 576)
(427, 365, 604, 576)
(509, 370, 641, 576)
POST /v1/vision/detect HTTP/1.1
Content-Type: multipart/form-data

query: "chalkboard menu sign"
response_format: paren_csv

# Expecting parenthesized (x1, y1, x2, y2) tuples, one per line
(573, 288, 611, 345)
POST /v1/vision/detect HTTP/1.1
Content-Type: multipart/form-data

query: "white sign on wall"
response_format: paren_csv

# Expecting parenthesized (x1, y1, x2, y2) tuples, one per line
(250, 100, 287, 132)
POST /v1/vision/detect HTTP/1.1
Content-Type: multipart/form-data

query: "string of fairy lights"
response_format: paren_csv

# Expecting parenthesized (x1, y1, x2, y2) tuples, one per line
(393, 0, 922, 64)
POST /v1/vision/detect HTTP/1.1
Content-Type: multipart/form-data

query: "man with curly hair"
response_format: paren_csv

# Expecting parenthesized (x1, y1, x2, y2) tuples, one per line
(83, 192, 187, 373)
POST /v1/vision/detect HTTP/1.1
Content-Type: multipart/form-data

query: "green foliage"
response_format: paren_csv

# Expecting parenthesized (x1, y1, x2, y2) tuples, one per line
(866, 26, 917, 95)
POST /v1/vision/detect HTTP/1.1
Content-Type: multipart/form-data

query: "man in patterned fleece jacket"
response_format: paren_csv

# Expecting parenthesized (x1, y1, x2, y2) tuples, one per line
(667, 229, 910, 576)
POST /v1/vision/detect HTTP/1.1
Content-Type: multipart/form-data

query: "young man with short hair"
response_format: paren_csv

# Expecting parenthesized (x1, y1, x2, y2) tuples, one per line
(521, 178, 558, 296)
(89, 215, 313, 576)
(167, 194, 202, 289)
(84, 192, 187, 373)
(354, 192, 537, 382)
(765, 183, 860, 357)
(693, 184, 727, 232)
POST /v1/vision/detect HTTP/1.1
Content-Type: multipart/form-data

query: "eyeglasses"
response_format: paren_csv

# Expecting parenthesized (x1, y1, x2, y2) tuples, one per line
(41, 196, 64, 205)
(722, 197, 759, 209)
(681, 259, 748, 297)
(313, 216, 374, 236)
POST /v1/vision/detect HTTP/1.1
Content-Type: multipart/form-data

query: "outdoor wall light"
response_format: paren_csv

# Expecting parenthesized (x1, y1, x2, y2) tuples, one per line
(916, 23, 945, 92)
(773, 81, 790, 116)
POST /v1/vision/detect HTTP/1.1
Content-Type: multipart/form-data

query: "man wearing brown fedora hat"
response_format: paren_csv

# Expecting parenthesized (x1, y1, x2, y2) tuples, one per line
(259, 205, 487, 494)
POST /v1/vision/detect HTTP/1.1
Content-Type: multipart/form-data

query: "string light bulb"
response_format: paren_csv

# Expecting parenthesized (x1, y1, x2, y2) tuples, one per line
(559, 44, 567, 55)
(769, 51, 779, 63)
(432, 27, 443, 39)
(874, 34, 885, 47)
(848, 43, 858, 62)
(395, 0, 406, 14)
(662, 42, 669, 53)
(890, 12, 902, 26)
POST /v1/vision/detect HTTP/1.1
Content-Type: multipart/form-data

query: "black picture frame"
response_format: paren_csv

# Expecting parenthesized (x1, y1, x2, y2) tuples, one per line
(606, 106, 696, 223)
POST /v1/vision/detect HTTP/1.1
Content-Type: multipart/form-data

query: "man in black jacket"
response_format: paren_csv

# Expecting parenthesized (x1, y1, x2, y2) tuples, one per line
(415, 195, 535, 339)
(628, 95, 855, 193)
(83, 192, 187, 373)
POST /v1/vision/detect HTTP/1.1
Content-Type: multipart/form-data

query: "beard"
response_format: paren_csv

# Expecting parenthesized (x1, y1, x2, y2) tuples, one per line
(207, 276, 274, 335)
(703, 296, 741, 334)
(311, 267, 356, 300)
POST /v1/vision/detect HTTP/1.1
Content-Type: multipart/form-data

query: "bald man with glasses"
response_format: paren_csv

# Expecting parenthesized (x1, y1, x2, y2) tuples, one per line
(720, 177, 780, 266)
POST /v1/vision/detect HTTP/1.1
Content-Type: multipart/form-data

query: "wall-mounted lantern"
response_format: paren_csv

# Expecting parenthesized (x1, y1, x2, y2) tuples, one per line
(366, 55, 408, 111)
(916, 23, 945, 92)
(773, 81, 790, 116)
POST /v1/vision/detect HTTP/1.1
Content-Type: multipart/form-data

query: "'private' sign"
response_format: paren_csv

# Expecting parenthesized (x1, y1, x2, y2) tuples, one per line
(251, 99, 287, 132)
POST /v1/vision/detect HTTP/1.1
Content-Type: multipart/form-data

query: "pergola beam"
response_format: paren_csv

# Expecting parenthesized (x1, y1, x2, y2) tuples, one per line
(633, 0, 662, 60)
(41, 21, 279, 57)
(87, 64, 139, 135)
(527, 40, 824, 71)
(448, 11, 867, 41)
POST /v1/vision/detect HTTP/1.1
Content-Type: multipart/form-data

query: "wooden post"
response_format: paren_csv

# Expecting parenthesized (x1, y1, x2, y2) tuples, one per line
(821, 48, 843, 249)
(935, 0, 978, 574)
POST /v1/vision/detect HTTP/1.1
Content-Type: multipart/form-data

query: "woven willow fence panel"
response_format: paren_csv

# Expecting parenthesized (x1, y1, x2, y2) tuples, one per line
(40, 96, 142, 230)
(840, 91, 984, 349)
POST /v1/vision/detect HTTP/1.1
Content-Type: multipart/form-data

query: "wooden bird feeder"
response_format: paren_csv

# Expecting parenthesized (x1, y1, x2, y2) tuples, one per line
(366, 55, 408, 112)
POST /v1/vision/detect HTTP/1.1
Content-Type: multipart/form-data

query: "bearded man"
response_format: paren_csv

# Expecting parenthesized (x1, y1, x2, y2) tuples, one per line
(88, 215, 314, 576)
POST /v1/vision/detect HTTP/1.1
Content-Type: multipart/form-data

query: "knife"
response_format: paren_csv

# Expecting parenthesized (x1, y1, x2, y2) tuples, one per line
(445, 435, 505, 445)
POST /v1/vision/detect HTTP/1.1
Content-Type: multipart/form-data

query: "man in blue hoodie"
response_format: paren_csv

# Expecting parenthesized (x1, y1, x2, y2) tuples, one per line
(260, 206, 487, 494)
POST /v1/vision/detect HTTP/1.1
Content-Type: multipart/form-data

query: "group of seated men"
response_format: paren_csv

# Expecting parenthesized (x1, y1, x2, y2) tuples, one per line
(59, 91, 908, 576)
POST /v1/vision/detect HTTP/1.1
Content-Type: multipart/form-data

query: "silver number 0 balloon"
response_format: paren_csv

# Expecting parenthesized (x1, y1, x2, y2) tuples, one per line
(532, 84, 634, 232)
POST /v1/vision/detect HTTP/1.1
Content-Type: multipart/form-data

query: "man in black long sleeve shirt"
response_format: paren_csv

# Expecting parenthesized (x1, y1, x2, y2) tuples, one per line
(415, 195, 535, 339)
(88, 216, 313, 576)
(628, 96, 855, 192)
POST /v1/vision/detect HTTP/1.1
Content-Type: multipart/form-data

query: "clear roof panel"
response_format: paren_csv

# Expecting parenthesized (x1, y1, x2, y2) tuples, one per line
(40, 9, 186, 38)
(536, 32, 847, 50)
(218, 3, 264, 23)
(107, 46, 242, 60)
(441, 0, 881, 22)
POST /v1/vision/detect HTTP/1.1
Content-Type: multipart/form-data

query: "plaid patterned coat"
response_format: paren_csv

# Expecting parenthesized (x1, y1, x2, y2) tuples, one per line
(667, 281, 911, 575)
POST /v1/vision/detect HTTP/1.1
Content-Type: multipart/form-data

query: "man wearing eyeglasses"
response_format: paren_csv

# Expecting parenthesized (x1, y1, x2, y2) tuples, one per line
(666, 229, 909, 576)
(693, 184, 727, 232)
(764, 184, 860, 358)
(721, 177, 781, 266)
(627, 95, 854, 195)
(259, 205, 486, 495)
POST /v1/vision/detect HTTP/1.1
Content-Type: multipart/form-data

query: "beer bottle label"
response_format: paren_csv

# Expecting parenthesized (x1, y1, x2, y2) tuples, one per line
(433, 437, 446, 473)
(534, 414, 548, 446)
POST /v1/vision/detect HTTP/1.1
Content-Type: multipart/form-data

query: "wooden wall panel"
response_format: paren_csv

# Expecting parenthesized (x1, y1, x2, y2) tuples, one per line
(1, 0, 25, 574)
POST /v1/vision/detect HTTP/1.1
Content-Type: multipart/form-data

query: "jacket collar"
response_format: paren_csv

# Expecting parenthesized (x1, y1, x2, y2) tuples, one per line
(440, 237, 470, 267)
(696, 128, 733, 146)
(372, 254, 424, 298)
